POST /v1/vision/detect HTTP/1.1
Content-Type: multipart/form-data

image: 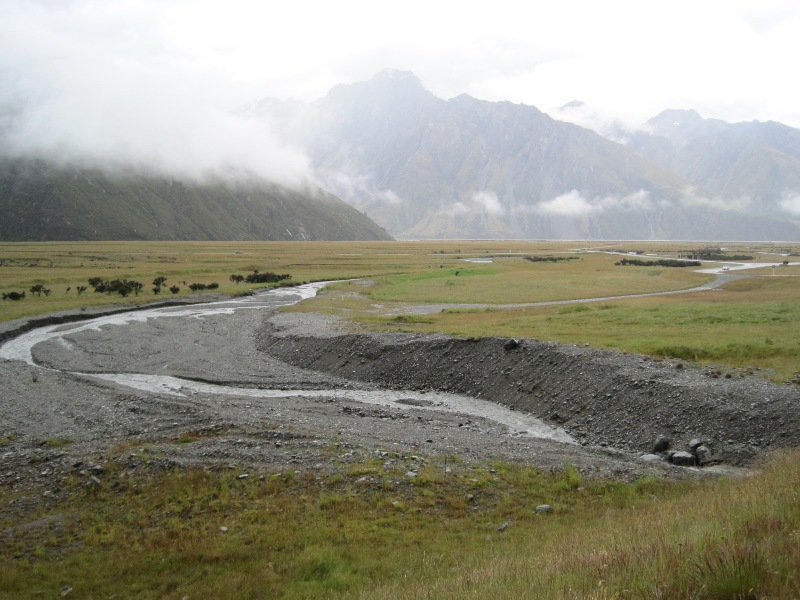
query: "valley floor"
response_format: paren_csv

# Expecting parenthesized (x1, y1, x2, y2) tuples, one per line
(2, 289, 797, 508)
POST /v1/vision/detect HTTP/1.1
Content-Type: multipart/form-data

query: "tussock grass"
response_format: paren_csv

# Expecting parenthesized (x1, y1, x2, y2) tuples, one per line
(1, 451, 798, 599)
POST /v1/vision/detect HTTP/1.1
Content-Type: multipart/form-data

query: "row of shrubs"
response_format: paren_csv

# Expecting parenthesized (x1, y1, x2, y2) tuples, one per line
(615, 258, 701, 267)
(524, 255, 581, 263)
(2, 270, 292, 301)
(229, 270, 291, 284)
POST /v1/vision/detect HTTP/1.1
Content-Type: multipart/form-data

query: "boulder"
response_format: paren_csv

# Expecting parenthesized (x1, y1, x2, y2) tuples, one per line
(639, 453, 664, 463)
(695, 445, 712, 465)
(670, 451, 697, 467)
(653, 435, 671, 453)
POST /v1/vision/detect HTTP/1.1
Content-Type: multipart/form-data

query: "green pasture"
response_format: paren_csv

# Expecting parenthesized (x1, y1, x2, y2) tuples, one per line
(322, 275, 800, 381)
(366, 251, 711, 305)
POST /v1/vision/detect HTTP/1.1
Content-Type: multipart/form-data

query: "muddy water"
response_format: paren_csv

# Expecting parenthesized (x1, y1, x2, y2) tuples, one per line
(0, 283, 575, 444)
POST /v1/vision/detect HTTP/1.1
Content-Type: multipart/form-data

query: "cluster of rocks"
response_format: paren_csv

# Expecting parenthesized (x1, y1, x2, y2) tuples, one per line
(640, 435, 713, 467)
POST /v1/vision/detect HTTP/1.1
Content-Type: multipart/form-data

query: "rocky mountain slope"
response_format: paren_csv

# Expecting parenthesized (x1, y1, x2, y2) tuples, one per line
(250, 70, 800, 241)
(621, 108, 800, 211)
(0, 157, 392, 241)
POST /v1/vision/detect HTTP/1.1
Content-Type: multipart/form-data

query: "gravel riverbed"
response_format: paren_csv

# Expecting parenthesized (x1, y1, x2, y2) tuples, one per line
(1, 290, 798, 502)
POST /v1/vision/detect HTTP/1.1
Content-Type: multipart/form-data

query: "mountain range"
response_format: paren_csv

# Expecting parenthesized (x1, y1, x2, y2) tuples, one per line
(3, 68, 800, 241)
(249, 69, 800, 240)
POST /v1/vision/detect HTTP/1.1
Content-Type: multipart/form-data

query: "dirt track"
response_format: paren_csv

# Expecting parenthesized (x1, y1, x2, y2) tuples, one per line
(1, 288, 798, 499)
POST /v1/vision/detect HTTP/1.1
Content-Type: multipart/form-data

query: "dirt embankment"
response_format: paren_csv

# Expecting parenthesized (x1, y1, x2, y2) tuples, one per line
(258, 314, 800, 465)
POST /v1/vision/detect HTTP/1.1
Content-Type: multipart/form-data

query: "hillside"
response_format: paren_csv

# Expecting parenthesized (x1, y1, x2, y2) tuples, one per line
(250, 70, 800, 241)
(623, 109, 800, 209)
(0, 158, 392, 241)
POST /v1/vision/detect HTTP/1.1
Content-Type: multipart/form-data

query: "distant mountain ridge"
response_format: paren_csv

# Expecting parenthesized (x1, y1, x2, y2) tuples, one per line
(250, 69, 800, 240)
(0, 157, 392, 241)
(621, 108, 800, 211)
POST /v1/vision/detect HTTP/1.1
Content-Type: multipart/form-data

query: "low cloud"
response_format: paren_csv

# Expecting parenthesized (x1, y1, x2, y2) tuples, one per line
(442, 201, 470, 216)
(316, 170, 374, 202)
(778, 191, 800, 216)
(536, 190, 599, 216)
(546, 103, 646, 140)
(438, 190, 505, 217)
(535, 189, 651, 216)
(472, 191, 505, 215)
(679, 187, 751, 212)
(0, 1, 312, 187)
(375, 189, 405, 206)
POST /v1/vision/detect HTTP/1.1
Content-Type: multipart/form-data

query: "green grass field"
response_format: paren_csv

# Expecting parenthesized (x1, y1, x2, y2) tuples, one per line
(2, 239, 800, 598)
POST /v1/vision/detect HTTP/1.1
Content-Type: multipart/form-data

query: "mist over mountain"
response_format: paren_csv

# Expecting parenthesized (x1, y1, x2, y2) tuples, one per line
(249, 69, 800, 240)
(619, 109, 800, 218)
(4, 66, 800, 242)
(0, 157, 391, 242)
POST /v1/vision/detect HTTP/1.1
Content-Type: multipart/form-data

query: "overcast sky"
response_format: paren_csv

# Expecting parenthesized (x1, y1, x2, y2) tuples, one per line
(2, 0, 799, 181)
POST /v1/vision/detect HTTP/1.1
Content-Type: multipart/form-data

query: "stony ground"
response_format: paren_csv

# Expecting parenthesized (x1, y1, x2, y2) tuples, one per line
(2, 292, 798, 507)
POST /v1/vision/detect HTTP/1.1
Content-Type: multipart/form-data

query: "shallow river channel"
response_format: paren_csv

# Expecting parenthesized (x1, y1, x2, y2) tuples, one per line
(0, 283, 574, 445)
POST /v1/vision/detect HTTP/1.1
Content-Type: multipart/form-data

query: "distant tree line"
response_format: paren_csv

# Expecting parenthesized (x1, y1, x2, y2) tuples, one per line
(229, 270, 291, 284)
(524, 256, 581, 263)
(615, 258, 701, 267)
(678, 249, 753, 261)
(4, 269, 290, 302)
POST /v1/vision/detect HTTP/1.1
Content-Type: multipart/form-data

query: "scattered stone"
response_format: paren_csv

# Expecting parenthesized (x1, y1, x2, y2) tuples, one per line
(653, 435, 671, 453)
(405, 471, 417, 478)
(60, 586, 73, 597)
(688, 438, 704, 450)
(535, 504, 553, 514)
(670, 451, 697, 467)
(639, 453, 663, 463)
(695, 445, 712, 465)
(220, 526, 228, 533)
(466, 493, 475, 503)
(503, 339, 520, 351)
(496, 522, 508, 531)
(88, 475, 101, 486)
(238, 473, 249, 479)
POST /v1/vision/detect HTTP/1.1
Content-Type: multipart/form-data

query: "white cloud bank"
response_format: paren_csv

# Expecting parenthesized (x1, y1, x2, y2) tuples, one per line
(779, 191, 800, 216)
(0, 1, 312, 186)
(535, 190, 652, 216)
(472, 191, 505, 215)
(534, 188, 760, 217)
(440, 191, 505, 216)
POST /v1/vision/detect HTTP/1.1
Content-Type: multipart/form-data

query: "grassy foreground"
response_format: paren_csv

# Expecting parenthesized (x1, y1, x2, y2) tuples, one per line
(1, 447, 799, 599)
(2, 239, 800, 597)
